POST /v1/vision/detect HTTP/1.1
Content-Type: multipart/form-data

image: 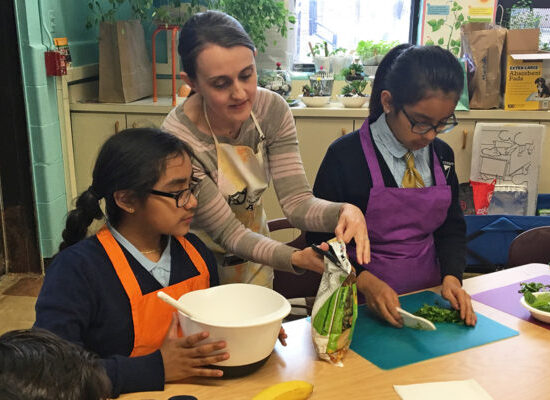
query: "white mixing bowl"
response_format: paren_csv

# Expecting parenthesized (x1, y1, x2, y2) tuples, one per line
(177, 284, 291, 372)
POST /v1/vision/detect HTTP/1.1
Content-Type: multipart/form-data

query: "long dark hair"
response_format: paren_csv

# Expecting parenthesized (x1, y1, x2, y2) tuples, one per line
(0, 328, 111, 400)
(178, 10, 255, 80)
(368, 44, 464, 123)
(59, 128, 193, 251)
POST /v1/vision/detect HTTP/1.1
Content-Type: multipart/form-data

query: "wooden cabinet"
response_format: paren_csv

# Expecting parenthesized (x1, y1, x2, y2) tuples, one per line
(70, 113, 167, 197)
(126, 114, 165, 129)
(67, 106, 550, 227)
(438, 121, 476, 184)
(295, 118, 354, 186)
(71, 112, 126, 195)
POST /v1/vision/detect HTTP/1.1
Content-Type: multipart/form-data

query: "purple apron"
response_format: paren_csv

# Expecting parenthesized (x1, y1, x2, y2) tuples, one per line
(354, 120, 451, 294)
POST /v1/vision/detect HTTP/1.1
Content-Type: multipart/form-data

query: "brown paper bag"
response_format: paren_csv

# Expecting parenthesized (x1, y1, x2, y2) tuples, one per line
(99, 20, 152, 103)
(460, 22, 506, 109)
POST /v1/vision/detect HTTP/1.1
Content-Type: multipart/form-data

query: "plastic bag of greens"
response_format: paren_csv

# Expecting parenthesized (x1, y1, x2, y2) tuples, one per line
(311, 239, 357, 366)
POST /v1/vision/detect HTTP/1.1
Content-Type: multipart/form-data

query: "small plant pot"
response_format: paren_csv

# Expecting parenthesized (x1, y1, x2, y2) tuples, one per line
(299, 95, 330, 107)
(308, 73, 334, 97)
(330, 55, 353, 75)
(337, 95, 369, 108)
(361, 55, 378, 66)
(363, 66, 378, 79)
(345, 72, 366, 82)
(313, 56, 331, 72)
(258, 68, 292, 99)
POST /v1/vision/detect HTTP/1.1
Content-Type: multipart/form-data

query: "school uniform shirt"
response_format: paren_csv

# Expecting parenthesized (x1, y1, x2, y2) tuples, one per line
(108, 222, 173, 287)
(371, 114, 433, 187)
(34, 233, 219, 397)
(306, 125, 466, 283)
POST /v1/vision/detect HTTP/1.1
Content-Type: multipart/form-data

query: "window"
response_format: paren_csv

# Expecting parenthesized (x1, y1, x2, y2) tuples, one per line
(293, 0, 414, 63)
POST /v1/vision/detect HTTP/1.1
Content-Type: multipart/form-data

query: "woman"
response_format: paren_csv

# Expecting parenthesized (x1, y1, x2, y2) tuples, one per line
(162, 10, 369, 288)
(307, 44, 477, 327)
(35, 129, 228, 396)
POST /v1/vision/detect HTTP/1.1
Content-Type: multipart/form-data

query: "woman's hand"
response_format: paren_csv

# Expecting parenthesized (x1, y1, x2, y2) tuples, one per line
(290, 242, 329, 274)
(441, 275, 477, 326)
(160, 313, 229, 382)
(336, 204, 370, 265)
(357, 272, 402, 328)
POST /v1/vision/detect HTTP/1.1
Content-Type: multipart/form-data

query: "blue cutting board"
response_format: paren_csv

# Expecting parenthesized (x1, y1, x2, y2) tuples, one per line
(350, 291, 518, 370)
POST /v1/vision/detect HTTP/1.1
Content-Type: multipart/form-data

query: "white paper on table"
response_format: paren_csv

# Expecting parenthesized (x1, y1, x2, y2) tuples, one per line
(394, 379, 494, 400)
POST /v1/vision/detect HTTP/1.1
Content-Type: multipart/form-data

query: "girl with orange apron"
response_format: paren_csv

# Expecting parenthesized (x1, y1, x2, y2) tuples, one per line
(96, 227, 210, 356)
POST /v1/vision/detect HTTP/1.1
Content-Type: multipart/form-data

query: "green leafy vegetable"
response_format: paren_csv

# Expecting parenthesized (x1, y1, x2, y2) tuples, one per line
(413, 303, 463, 324)
(524, 292, 550, 312)
(518, 282, 550, 294)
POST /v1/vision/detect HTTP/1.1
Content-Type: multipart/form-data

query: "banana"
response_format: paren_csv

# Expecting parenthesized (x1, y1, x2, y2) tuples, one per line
(252, 380, 313, 400)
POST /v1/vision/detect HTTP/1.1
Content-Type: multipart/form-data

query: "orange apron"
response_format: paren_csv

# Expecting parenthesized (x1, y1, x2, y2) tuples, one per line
(96, 228, 210, 357)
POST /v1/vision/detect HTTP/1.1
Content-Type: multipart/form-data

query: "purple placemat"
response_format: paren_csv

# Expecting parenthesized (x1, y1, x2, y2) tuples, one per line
(472, 275, 550, 330)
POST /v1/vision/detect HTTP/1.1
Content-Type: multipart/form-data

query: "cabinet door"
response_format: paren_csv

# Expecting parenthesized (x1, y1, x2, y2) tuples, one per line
(296, 118, 354, 185)
(354, 119, 366, 131)
(71, 113, 126, 195)
(126, 114, 166, 129)
(262, 117, 353, 222)
(437, 121, 476, 184)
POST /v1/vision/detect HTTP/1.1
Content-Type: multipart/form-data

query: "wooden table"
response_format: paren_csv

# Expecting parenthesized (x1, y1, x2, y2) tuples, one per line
(121, 264, 550, 400)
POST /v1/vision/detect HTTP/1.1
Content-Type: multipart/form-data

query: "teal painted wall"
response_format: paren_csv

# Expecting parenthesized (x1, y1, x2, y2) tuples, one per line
(13, 0, 130, 257)
(13, 0, 167, 257)
(14, 0, 66, 258)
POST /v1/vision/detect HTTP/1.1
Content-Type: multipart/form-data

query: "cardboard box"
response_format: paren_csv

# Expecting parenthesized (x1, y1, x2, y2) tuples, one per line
(504, 29, 550, 111)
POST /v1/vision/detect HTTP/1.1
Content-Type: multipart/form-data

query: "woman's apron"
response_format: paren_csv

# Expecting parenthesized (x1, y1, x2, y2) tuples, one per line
(195, 111, 273, 288)
(96, 227, 210, 357)
(354, 120, 451, 294)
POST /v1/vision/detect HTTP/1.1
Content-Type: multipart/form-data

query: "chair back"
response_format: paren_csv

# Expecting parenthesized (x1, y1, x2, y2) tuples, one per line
(267, 218, 322, 299)
(507, 226, 550, 267)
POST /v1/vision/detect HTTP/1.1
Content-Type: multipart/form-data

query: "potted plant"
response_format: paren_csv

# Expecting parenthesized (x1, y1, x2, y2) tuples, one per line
(329, 47, 351, 75)
(376, 40, 399, 63)
(151, 1, 296, 54)
(341, 62, 365, 82)
(338, 79, 369, 108)
(308, 41, 331, 72)
(213, 0, 295, 53)
(308, 42, 351, 73)
(300, 80, 330, 107)
(356, 39, 399, 66)
(356, 40, 376, 65)
(86, 0, 153, 103)
(151, 0, 205, 26)
(258, 62, 292, 99)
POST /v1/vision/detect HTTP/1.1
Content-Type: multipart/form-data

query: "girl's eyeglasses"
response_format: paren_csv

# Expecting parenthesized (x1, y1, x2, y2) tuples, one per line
(149, 182, 200, 208)
(401, 108, 458, 135)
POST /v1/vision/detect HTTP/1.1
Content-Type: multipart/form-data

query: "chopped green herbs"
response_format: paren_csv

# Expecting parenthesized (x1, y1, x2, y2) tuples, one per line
(518, 282, 550, 294)
(413, 304, 463, 324)
(524, 292, 550, 313)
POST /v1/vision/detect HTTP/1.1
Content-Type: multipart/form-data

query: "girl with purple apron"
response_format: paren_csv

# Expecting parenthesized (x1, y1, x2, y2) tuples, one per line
(356, 120, 451, 294)
(309, 44, 477, 327)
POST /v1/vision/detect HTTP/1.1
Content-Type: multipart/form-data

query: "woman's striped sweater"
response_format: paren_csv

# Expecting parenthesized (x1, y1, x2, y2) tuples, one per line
(162, 88, 343, 272)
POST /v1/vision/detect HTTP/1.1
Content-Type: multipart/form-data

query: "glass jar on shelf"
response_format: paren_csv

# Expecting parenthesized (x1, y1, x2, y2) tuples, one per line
(258, 62, 292, 99)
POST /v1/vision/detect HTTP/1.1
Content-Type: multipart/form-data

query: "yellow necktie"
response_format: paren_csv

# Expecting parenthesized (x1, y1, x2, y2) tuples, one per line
(402, 151, 425, 188)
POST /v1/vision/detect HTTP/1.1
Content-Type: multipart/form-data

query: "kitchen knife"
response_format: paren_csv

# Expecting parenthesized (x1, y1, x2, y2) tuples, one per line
(396, 307, 436, 331)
